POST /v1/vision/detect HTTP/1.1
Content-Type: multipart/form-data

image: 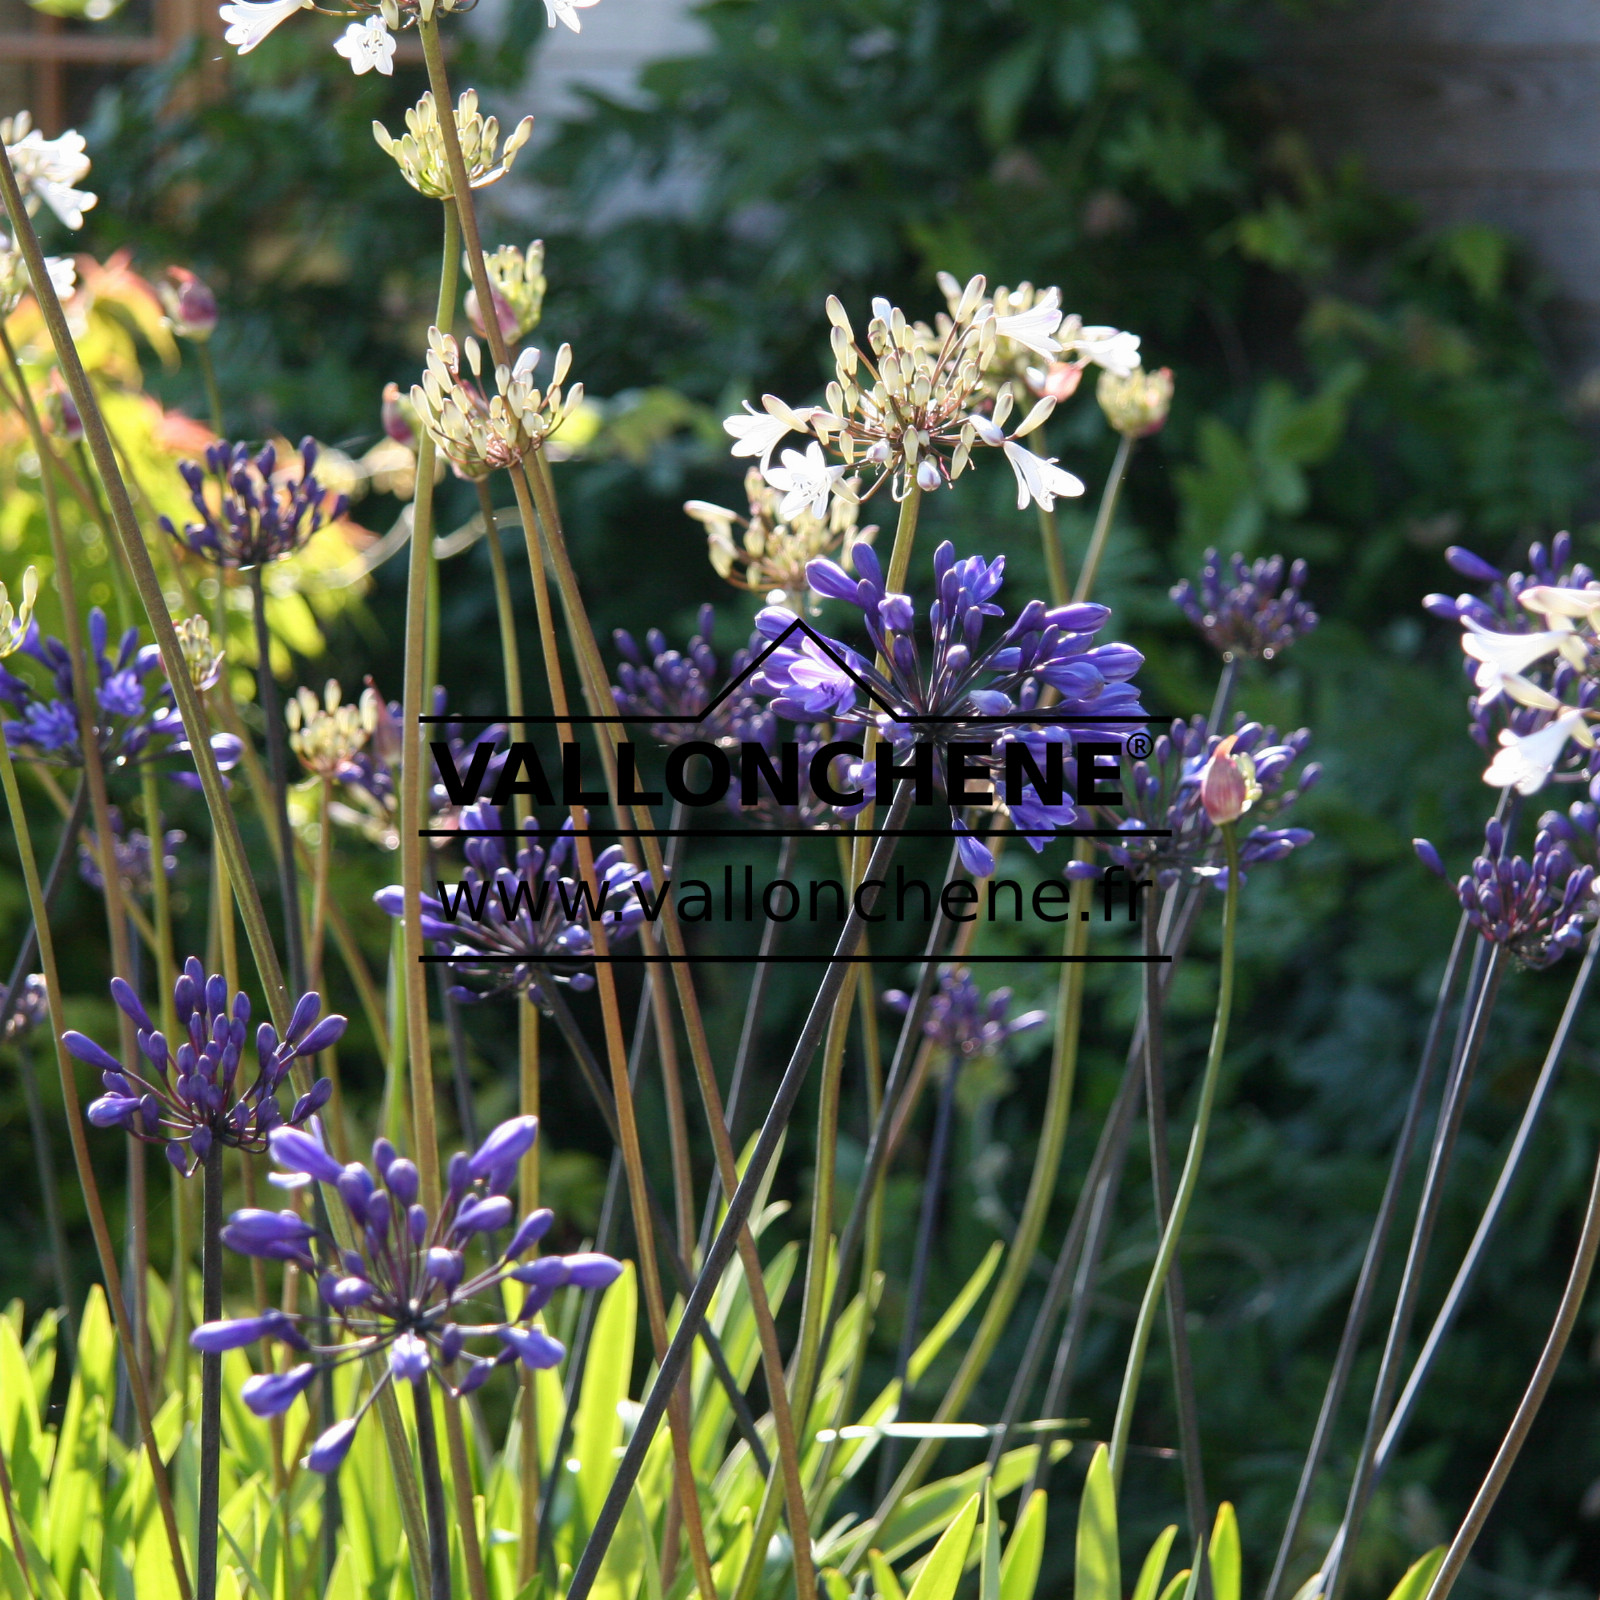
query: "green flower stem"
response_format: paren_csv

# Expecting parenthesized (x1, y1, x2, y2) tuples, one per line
(17, 1041, 75, 1342)
(1073, 433, 1135, 602)
(1038, 503, 1069, 606)
(1108, 824, 1239, 1490)
(1422, 1116, 1600, 1600)
(0, 715, 193, 1600)
(851, 867, 1092, 1574)
(197, 1140, 225, 1600)
(0, 319, 150, 1373)
(413, 1384, 453, 1600)
(0, 138, 292, 1032)
(196, 342, 225, 436)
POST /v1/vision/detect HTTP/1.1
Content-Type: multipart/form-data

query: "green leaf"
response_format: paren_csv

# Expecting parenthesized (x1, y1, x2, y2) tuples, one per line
(1132, 1526, 1179, 1600)
(979, 40, 1044, 151)
(1384, 1547, 1446, 1600)
(999, 1491, 1046, 1600)
(1157, 1571, 1193, 1600)
(904, 1491, 980, 1600)
(876, 1443, 1065, 1565)
(1075, 1445, 1119, 1600)
(870, 1550, 906, 1600)
(1208, 1504, 1241, 1600)
(979, 1483, 1001, 1600)
(909, 1244, 1002, 1387)
(572, 1262, 636, 1530)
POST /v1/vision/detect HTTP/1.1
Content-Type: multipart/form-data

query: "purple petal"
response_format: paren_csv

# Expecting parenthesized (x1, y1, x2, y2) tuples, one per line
(241, 1362, 317, 1417)
(270, 1125, 343, 1183)
(305, 1418, 358, 1474)
(466, 1115, 539, 1180)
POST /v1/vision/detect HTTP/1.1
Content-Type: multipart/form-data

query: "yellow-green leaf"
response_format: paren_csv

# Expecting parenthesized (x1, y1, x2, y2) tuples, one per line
(1385, 1548, 1446, 1600)
(999, 1491, 1047, 1600)
(905, 1492, 981, 1600)
(1132, 1526, 1179, 1600)
(870, 1549, 906, 1600)
(1075, 1445, 1119, 1600)
(1209, 1503, 1240, 1600)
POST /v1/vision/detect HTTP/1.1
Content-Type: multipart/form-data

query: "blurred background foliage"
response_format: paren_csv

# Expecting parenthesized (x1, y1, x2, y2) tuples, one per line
(4, 0, 1599, 1594)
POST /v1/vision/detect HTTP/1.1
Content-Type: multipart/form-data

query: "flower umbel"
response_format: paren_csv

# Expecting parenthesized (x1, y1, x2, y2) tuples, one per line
(373, 91, 533, 201)
(193, 1119, 622, 1472)
(162, 439, 344, 568)
(288, 680, 381, 779)
(64, 960, 341, 1172)
(2, 974, 48, 1046)
(0, 233, 75, 316)
(1, 112, 96, 230)
(0, 567, 39, 658)
(466, 242, 546, 343)
(886, 967, 1047, 1060)
(79, 806, 184, 899)
(1172, 550, 1319, 663)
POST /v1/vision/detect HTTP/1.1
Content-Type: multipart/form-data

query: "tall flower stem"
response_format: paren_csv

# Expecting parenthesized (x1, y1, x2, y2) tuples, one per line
(0, 712, 192, 1599)
(17, 1041, 75, 1337)
(1073, 433, 1135, 602)
(1039, 502, 1069, 606)
(1143, 908, 1211, 1595)
(1, 319, 150, 1376)
(1323, 945, 1506, 1600)
(0, 772, 87, 1030)
(249, 564, 306, 993)
(197, 1139, 225, 1600)
(565, 792, 916, 1600)
(1108, 824, 1239, 1490)
(1421, 1120, 1600, 1600)
(0, 146, 292, 1027)
(413, 1385, 453, 1600)
(196, 343, 225, 436)
(1263, 911, 1473, 1600)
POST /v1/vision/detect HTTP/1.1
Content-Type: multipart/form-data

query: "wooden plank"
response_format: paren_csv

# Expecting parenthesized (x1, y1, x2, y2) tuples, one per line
(0, 30, 166, 61)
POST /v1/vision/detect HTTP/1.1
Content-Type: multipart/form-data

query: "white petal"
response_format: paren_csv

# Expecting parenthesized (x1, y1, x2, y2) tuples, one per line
(995, 302, 1064, 359)
(220, 0, 310, 53)
(1483, 711, 1588, 794)
(333, 16, 396, 74)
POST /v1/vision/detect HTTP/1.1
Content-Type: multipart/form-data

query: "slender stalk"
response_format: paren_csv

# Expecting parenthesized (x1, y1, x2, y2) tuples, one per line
(0, 712, 192, 1599)
(438, 971, 477, 1146)
(1038, 502, 1069, 607)
(1321, 945, 1506, 1600)
(0, 779, 88, 1029)
(250, 565, 307, 993)
(1073, 433, 1134, 602)
(196, 343, 225, 436)
(1375, 923, 1600, 1482)
(413, 1384, 453, 1600)
(564, 789, 916, 1600)
(1143, 909, 1211, 1597)
(17, 1041, 75, 1336)
(310, 775, 333, 987)
(445, 1387, 490, 1600)
(1421, 1123, 1600, 1600)
(1108, 825, 1239, 1490)
(1264, 911, 1473, 1600)
(197, 1140, 225, 1600)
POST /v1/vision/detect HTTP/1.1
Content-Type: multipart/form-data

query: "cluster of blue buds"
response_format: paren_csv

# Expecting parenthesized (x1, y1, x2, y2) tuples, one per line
(1094, 715, 1317, 890)
(886, 967, 1047, 1060)
(612, 604, 767, 745)
(192, 1118, 621, 1474)
(0, 608, 241, 780)
(753, 541, 1144, 874)
(65, 960, 342, 1173)
(78, 805, 184, 897)
(1171, 550, 1318, 662)
(2, 974, 47, 1046)
(1418, 816, 1596, 969)
(161, 439, 343, 568)
(376, 804, 651, 1007)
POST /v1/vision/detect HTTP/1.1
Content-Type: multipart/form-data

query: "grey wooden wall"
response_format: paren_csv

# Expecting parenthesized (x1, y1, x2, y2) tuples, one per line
(1278, 0, 1600, 369)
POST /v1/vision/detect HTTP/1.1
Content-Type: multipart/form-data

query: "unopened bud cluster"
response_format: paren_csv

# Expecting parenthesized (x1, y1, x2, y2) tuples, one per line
(174, 615, 225, 692)
(1098, 365, 1174, 438)
(413, 329, 582, 479)
(373, 91, 533, 201)
(287, 679, 380, 778)
(467, 241, 546, 343)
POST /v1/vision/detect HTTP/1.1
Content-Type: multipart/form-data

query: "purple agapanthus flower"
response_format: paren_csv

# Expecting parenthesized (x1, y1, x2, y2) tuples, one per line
(752, 540, 1145, 874)
(0, 608, 242, 782)
(885, 967, 1047, 1059)
(2, 974, 48, 1046)
(375, 803, 651, 1007)
(1417, 814, 1596, 969)
(161, 438, 344, 568)
(612, 604, 766, 745)
(63, 959, 341, 1173)
(1171, 550, 1318, 662)
(78, 805, 184, 897)
(193, 1119, 622, 1474)
(1092, 715, 1318, 890)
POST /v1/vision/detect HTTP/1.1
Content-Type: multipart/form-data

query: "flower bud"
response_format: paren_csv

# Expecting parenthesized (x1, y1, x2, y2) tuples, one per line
(381, 382, 418, 447)
(1199, 735, 1250, 825)
(1097, 365, 1173, 438)
(160, 267, 218, 342)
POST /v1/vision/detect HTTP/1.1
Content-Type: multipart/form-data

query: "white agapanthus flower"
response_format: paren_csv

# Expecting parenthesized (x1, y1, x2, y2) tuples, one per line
(1484, 710, 1595, 794)
(1002, 440, 1084, 513)
(1518, 583, 1600, 624)
(544, 0, 599, 27)
(1460, 619, 1568, 709)
(994, 289, 1064, 360)
(1066, 324, 1141, 378)
(219, 0, 312, 53)
(3, 118, 96, 232)
(764, 443, 849, 521)
(724, 395, 819, 473)
(334, 16, 396, 74)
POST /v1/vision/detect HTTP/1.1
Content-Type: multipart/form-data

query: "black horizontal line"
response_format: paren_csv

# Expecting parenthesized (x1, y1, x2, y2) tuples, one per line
(425, 828, 1173, 839)
(419, 953, 1169, 965)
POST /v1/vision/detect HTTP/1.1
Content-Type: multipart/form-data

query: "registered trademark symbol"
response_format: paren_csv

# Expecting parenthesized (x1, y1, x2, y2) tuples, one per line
(1125, 731, 1153, 759)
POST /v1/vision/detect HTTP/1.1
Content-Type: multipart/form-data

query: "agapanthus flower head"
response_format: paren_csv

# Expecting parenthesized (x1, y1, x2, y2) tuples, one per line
(1, 112, 95, 231)
(373, 90, 534, 201)
(1097, 365, 1174, 439)
(287, 679, 380, 779)
(689, 466, 878, 615)
(193, 1118, 621, 1473)
(1094, 714, 1317, 890)
(753, 539, 1145, 875)
(0, 232, 76, 316)
(162, 438, 343, 568)
(1171, 550, 1318, 663)
(64, 960, 341, 1172)
(2, 974, 48, 1046)
(159, 267, 218, 341)
(413, 330, 581, 479)
(79, 805, 184, 898)
(174, 614, 225, 692)
(886, 967, 1046, 1061)
(1421, 815, 1597, 969)
(725, 280, 1085, 511)
(0, 605, 242, 780)
(376, 804, 651, 1007)
(612, 605, 765, 745)
(0, 566, 38, 658)
(467, 241, 546, 343)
